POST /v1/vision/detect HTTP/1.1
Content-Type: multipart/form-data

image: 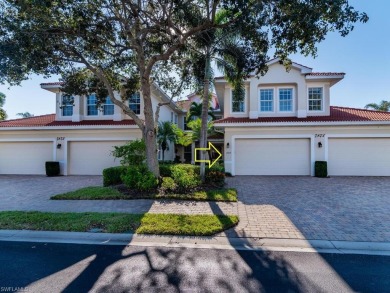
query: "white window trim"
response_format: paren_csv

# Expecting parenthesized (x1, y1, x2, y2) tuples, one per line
(230, 89, 246, 114)
(61, 94, 74, 117)
(128, 93, 141, 115)
(307, 86, 325, 113)
(84, 95, 115, 118)
(277, 87, 295, 113)
(86, 94, 98, 116)
(259, 87, 276, 113)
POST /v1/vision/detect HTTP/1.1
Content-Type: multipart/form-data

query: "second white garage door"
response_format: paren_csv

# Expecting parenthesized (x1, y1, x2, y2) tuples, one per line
(68, 141, 126, 175)
(235, 138, 311, 175)
(328, 138, 390, 176)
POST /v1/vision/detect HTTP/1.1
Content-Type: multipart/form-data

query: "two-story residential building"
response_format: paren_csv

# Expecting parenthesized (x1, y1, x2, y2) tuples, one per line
(214, 58, 390, 176)
(0, 83, 184, 175)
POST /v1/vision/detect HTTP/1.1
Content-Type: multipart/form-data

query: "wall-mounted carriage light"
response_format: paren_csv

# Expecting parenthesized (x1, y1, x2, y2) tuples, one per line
(57, 143, 62, 149)
(318, 142, 322, 148)
(226, 142, 230, 149)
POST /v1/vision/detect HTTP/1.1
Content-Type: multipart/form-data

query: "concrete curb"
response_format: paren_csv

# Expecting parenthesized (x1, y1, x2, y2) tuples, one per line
(1, 230, 390, 256)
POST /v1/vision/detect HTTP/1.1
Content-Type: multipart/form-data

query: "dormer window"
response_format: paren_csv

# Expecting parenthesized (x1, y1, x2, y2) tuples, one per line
(260, 89, 274, 112)
(129, 93, 141, 115)
(103, 97, 114, 115)
(62, 95, 73, 117)
(87, 94, 98, 116)
(308, 87, 323, 111)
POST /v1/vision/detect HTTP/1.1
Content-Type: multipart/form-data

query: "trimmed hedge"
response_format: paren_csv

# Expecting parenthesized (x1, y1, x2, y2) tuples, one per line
(315, 161, 328, 178)
(103, 166, 127, 187)
(45, 161, 60, 177)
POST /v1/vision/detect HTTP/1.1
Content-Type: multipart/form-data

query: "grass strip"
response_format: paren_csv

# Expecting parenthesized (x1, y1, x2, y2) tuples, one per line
(51, 186, 237, 202)
(0, 211, 238, 236)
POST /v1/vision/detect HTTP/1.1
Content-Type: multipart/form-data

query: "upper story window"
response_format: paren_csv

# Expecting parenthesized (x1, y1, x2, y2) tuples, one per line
(129, 92, 141, 115)
(62, 95, 73, 117)
(87, 94, 98, 116)
(174, 114, 178, 124)
(184, 116, 190, 130)
(103, 97, 114, 115)
(260, 89, 274, 112)
(231, 90, 245, 113)
(279, 88, 293, 112)
(308, 87, 323, 111)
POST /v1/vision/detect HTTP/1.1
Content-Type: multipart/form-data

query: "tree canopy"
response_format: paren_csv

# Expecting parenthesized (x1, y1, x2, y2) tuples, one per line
(365, 100, 390, 112)
(0, 92, 7, 120)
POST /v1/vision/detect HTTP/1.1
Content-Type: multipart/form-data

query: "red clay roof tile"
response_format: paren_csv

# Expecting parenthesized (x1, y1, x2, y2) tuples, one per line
(306, 72, 345, 76)
(214, 106, 390, 124)
(0, 114, 136, 127)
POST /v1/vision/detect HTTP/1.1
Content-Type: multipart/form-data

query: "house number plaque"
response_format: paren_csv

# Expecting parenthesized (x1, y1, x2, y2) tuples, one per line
(57, 137, 65, 140)
(315, 134, 325, 138)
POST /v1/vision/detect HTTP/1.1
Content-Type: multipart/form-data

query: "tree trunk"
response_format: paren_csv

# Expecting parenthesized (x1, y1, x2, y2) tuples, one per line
(199, 52, 211, 182)
(141, 78, 160, 177)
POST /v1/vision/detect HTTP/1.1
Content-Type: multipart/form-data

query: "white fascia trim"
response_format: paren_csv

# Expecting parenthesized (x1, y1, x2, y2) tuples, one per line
(230, 134, 315, 176)
(306, 75, 345, 80)
(0, 125, 139, 131)
(214, 121, 390, 127)
(0, 138, 57, 161)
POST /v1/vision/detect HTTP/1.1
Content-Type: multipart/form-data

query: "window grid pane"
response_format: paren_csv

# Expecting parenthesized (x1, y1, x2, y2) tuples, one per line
(308, 88, 323, 111)
(87, 95, 98, 116)
(62, 95, 73, 117)
(103, 97, 114, 115)
(279, 89, 293, 112)
(260, 89, 274, 112)
(129, 93, 141, 115)
(232, 91, 245, 112)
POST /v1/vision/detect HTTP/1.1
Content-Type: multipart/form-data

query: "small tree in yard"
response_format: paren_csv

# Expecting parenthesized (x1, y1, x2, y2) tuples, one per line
(112, 139, 146, 166)
(157, 121, 176, 162)
(0, 1, 367, 178)
(0, 92, 7, 120)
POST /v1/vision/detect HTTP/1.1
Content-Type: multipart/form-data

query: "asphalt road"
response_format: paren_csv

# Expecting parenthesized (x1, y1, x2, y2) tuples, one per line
(0, 241, 389, 293)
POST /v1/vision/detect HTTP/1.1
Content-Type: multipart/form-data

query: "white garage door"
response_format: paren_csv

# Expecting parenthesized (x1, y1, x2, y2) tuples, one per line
(68, 141, 125, 175)
(0, 142, 53, 175)
(328, 138, 390, 176)
(235, 138, 311, 175)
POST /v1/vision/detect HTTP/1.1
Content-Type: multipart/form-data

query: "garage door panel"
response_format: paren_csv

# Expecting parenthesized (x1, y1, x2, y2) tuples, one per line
(235, 138, 311, 175)
(0, 142, 53, 175)
(68, 141, 125, 175)
(328, 138, 390, 176)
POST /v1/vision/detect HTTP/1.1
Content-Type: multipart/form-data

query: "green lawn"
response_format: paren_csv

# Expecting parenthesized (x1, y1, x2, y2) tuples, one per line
(51, 186, 238, 202)
(0, 211, 238, 236)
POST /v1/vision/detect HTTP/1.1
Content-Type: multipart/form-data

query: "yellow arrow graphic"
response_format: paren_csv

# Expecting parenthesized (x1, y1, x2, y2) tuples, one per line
(194, 142, 222, 168)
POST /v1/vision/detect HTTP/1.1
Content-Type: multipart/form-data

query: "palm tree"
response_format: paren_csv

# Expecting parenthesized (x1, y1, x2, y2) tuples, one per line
(157, 121, 177, 162)
(186, 101, 216, 122)
(0, 92, 7, 120)
(364, 100, 390, 112)
(16, 112, 34, 118)
(188, 12, 248, 181)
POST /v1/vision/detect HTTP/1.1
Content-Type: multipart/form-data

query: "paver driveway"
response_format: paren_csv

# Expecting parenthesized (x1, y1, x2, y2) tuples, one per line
(0, 175, 389, 242)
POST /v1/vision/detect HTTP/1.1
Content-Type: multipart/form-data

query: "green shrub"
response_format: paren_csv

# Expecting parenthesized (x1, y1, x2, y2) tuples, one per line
(121, 165, 158, 191)
(103, 166, 127, 186)
(159, 164, 173, 177)
(112, 139, 146, 166)
(45, 161, 60, 177)
(206, 170, 225, 186)
(315, 161, 328, 178)
(171, 164, 201, 191)
(160, 177, 177, 192)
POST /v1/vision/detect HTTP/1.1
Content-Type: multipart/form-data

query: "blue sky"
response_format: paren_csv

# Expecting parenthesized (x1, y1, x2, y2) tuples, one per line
(1, 0, 389, 119)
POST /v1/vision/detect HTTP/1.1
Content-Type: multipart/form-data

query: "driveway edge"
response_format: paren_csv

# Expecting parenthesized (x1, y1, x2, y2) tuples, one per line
(1, 230, 390, 256)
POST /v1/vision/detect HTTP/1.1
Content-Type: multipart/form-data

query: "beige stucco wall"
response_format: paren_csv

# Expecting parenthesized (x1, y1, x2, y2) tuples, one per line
(223, 124, 390, 175)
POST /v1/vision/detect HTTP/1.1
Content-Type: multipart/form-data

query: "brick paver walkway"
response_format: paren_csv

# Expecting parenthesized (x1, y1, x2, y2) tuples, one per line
(1, 175, 389, 242)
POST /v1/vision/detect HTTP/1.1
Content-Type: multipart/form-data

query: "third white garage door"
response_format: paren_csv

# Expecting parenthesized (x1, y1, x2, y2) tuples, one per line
(235, 138, 311, 175)
(328, 138, 390, 176)
(68, 141, 126, 175)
